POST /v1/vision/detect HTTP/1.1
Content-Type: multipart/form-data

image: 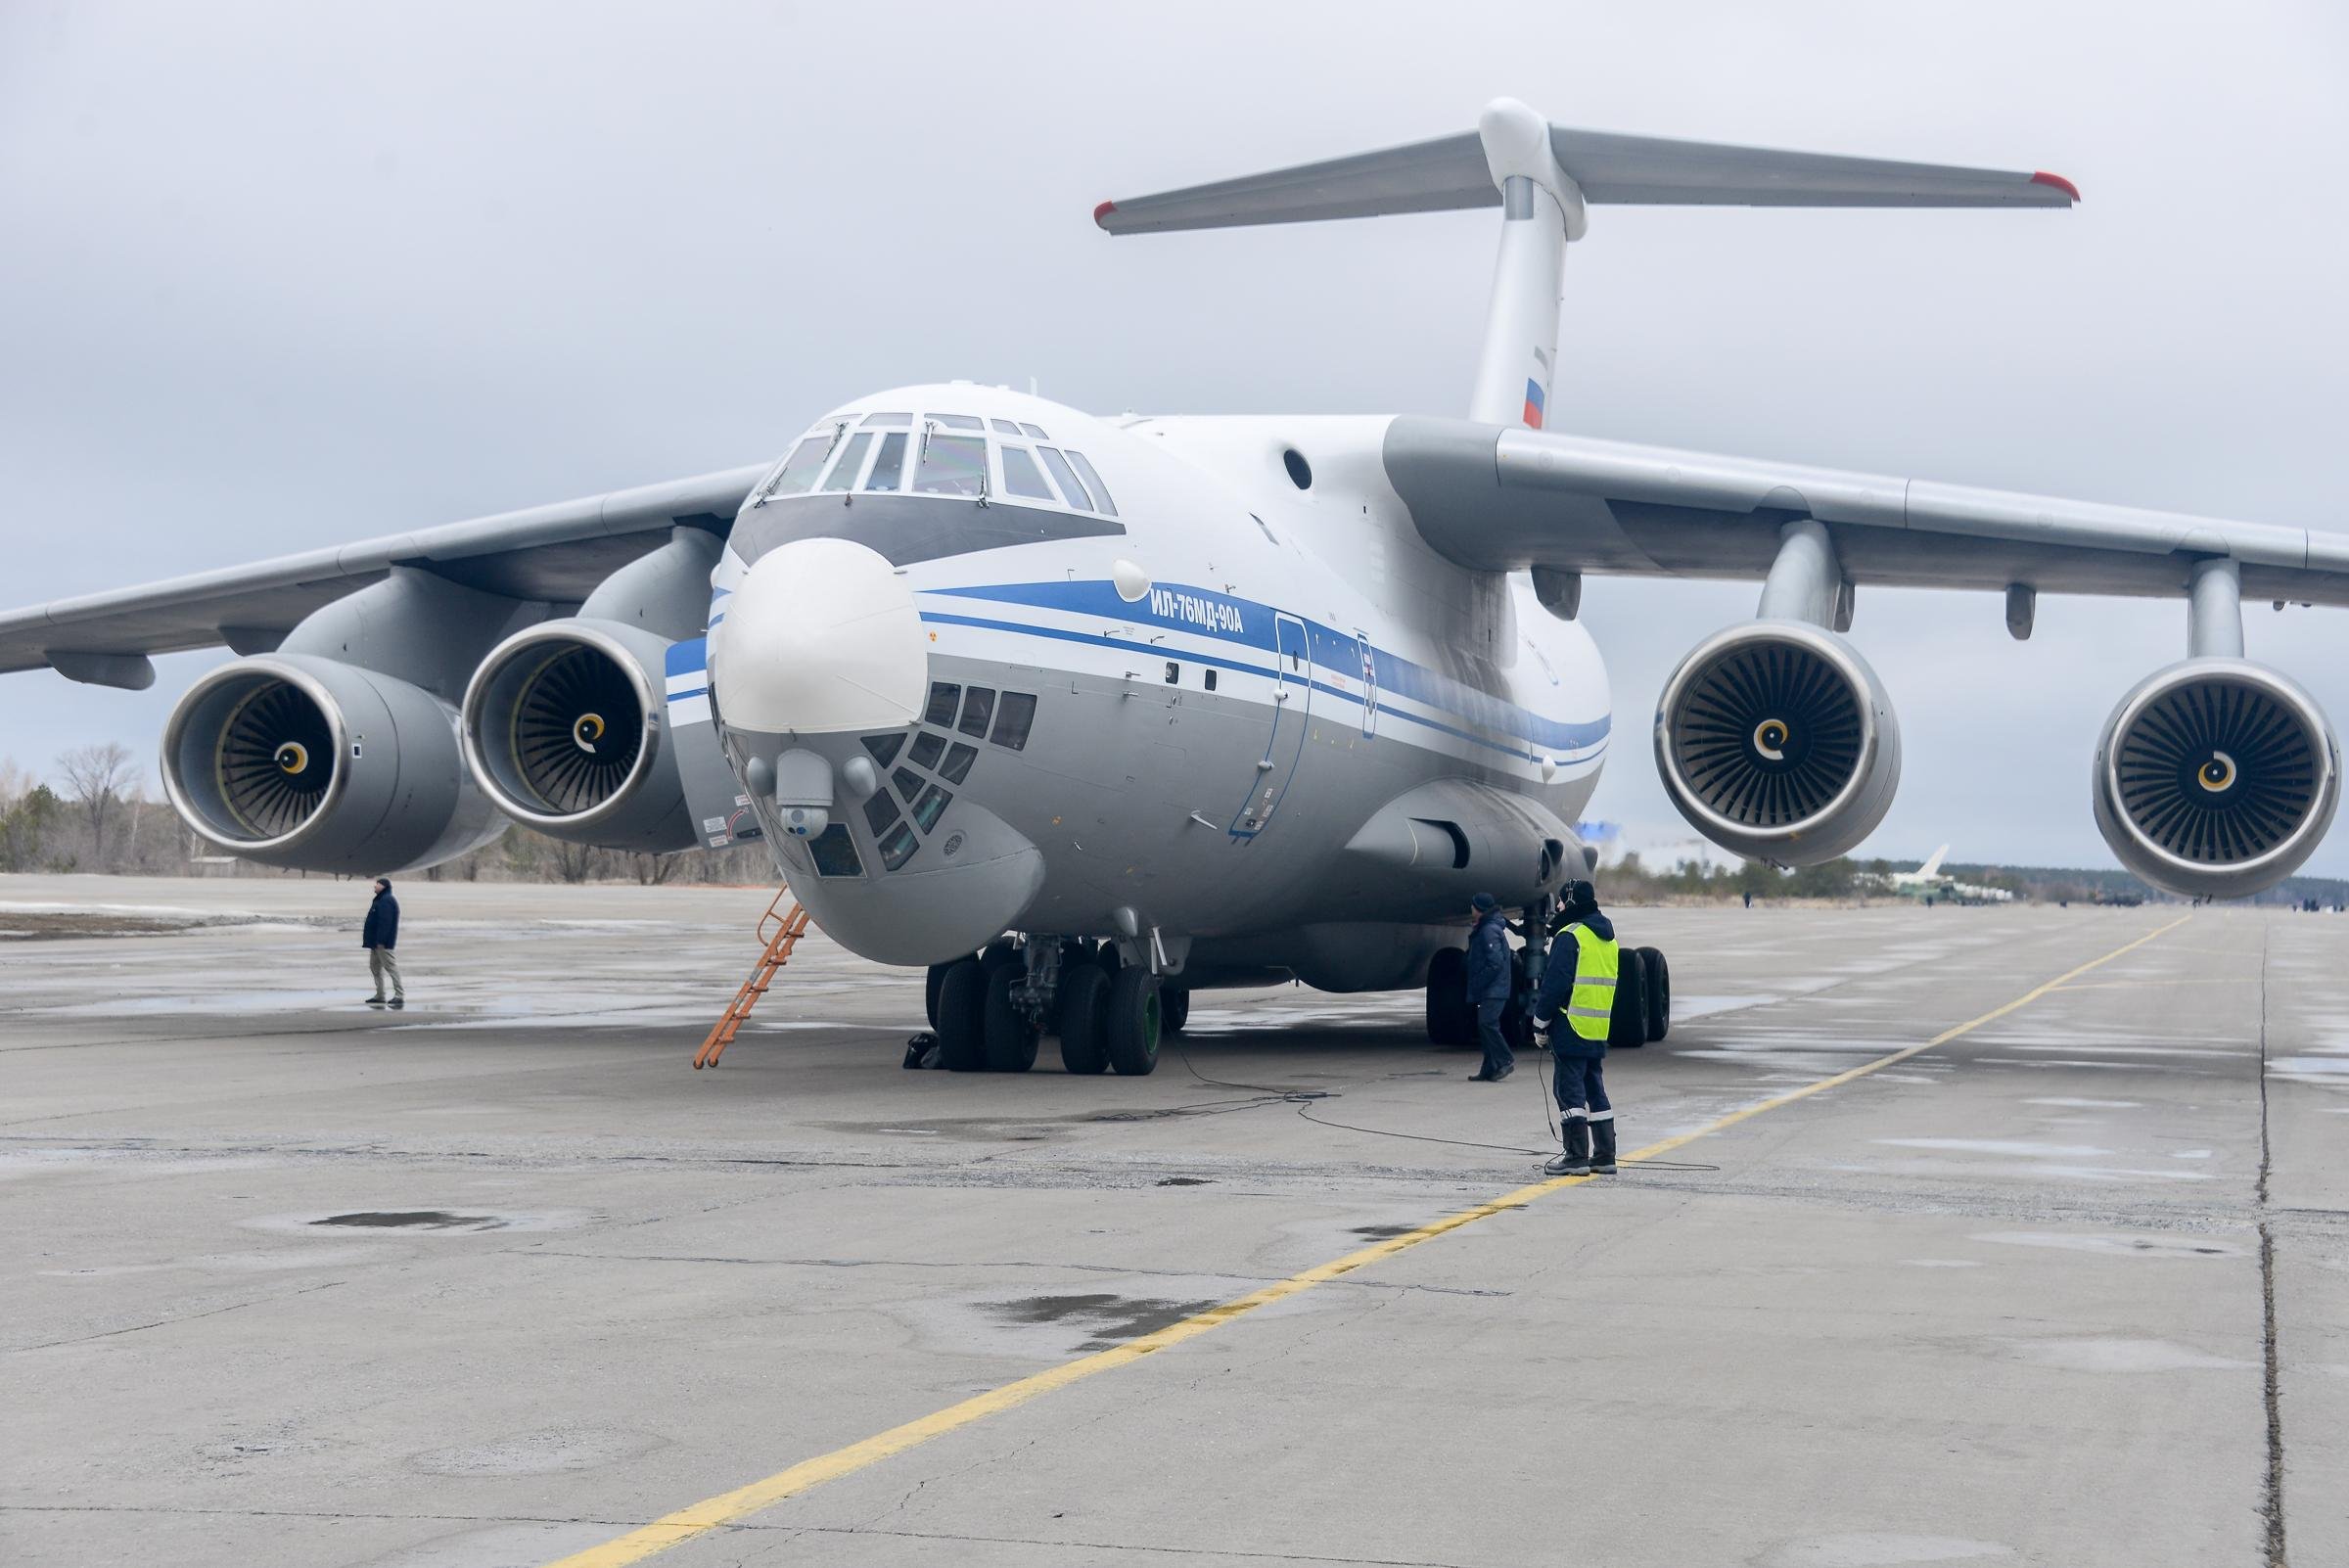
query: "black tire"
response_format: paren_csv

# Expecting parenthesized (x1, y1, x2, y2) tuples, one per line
(935, 959, 989, 1071)
(979, 941, 1021, 974)
(1057, 963, 1110, 1075)
(923, 962, 950, 1030)
(1608, 946, 1648, 1050)
(1425, 947, 1471, 1046)
(1637, 946, 1670, 1042)
(1162, 986, 1190, 1037)
(982, 965, 1039, 1073)
(1104, 966, 1163, 1076)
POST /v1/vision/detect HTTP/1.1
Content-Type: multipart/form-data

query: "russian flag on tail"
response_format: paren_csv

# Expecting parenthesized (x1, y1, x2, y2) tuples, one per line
(1522, 377, 1546, 430)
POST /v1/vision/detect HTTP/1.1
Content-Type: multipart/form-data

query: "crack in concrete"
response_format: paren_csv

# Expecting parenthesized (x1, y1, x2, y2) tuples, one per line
(10, 1278, 347, 1352)
(2255, 928, 2288, 1568)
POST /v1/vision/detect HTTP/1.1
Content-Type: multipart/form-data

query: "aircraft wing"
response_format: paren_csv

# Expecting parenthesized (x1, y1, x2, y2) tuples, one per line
(0, 464, 766, 686)
(1382, 418, 2349, 608)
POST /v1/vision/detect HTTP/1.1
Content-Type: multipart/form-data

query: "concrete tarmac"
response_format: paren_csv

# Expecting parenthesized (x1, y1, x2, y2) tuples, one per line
(3, 875, 2343, 1567)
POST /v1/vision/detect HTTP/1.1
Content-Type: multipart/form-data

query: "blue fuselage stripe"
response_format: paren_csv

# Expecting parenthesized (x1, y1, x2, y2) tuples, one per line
(915, 608, 1606, 764)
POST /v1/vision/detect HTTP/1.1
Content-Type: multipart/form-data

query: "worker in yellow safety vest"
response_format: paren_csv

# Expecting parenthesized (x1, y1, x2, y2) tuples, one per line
(1529, 880, 1620, 1176)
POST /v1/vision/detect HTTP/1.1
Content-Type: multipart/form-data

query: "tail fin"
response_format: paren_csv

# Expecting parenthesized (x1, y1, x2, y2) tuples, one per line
(1094, 99, 2076, 427)
(1918, 845, 1951, 880)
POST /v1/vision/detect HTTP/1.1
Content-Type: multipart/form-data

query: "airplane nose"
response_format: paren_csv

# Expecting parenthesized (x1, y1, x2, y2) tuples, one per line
(711, 537, 927, 734)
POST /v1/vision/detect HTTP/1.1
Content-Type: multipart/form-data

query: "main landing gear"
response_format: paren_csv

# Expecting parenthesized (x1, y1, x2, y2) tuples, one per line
(923, 939, 1187, 1075)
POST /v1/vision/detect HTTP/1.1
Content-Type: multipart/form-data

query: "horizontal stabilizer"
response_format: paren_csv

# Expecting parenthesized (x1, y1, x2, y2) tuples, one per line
(1095, 122, 2075, 235)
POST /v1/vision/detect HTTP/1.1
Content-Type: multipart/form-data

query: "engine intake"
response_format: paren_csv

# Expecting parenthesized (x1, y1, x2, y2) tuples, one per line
(461, 621, 695, 853)
(161, 655, 501, 872)
(2093, 659, 2339, 899)
(1655, 621, 1901, 863)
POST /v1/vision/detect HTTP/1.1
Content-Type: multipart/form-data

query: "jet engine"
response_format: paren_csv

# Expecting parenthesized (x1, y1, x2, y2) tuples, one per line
(2092, 659, 2340, 899)
(161, 654, 503, 872)
(460, 621, 696, 853)
(1654, 620, 1901, 864)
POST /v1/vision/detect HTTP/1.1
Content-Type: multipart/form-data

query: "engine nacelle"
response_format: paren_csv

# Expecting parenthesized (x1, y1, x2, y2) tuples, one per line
(161, 655, 503, 872)
(1654, 620, 1902, 864)
(460, 620, 695, 853)
(2092, 659, 2340, 899)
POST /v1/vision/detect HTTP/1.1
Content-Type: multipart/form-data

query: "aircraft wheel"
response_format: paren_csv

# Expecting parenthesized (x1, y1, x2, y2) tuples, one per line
(1162, 986, 1190, 1037)
(1607, 946, 1649, 1050)
(935, 959, 990, 1071)
(1104, 967, 1163, 1077)
(923, 962, 950, 1030)
(1056, 963, 1110, 1075)
(1425, 948, 1471, 1046)
(982, 965, 1039, 1073)
(979, 940, 1022, 974)
(1637, 946, 1670, 1042)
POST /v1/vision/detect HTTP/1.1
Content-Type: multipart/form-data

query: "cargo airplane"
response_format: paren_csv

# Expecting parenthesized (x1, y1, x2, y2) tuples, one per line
(4, 101, 2341, 1075)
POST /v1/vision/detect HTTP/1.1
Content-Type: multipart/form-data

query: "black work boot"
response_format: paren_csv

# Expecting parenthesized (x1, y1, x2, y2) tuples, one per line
(1591, 1120, 1618, 1175)
(1543, 1119, 1591, 1176)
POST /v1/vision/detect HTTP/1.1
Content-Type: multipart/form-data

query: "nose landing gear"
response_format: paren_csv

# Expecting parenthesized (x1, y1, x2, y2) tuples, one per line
(923, 938, 1186, 1075)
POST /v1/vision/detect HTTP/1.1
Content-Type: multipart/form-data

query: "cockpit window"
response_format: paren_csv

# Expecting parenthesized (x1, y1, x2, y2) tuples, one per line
(914, 434, 988, 497)
(819, 432, 872, 491)
(1036, 446, 1093, 510)
(859, 411, 912, 427)
(1018, 422, 1048, 439)
(1065, 451, 1118, 517)
(999, 446, 1056, 501)
(760, 433, 836, 500)
(929, 413, 984, 431)
(990, 418, 1023, 436)
(864, 432, 908, 491)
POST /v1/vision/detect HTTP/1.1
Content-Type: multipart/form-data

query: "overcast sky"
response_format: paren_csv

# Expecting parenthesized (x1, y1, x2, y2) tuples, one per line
(4, 2, 2346, 873)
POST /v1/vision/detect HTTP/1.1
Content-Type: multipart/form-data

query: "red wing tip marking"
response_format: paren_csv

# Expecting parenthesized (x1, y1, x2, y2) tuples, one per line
(1092, 200, 1118, 228)
(2030, 170, 2082, 204)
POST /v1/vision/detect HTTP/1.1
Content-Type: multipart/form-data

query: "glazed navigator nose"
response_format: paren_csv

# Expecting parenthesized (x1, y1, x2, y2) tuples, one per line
(710, 537, 927, 735)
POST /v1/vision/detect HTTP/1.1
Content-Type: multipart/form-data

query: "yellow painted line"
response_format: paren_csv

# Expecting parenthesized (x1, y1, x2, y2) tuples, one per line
(545, 912, 2190, 1568)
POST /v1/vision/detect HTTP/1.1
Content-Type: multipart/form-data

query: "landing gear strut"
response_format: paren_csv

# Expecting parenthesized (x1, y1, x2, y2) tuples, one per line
(921, 936, 1170, 1075)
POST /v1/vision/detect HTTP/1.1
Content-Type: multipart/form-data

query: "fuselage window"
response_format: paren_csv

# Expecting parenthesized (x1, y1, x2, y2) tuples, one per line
(1036, 447, 1092, 510)
(999, 446, 1056, 501)
(958, 687, 996, 737)
(929, 413, 985, 431)
(862, 732, 905, 766)
(808, 823, 863, 877)
(990, 418, 1023, 436)
(893, 766, 925, 805)
(909, 731, 945, 769)
(1164, 661, 1179, 684)
(860, 411, 913, 427)
(761, 434, 835, 499)
(1204, 669, 1218, 692)
(862, 789, 901, 838)
(914, 434, 989, 497)
(1018, 422, 1048, 439)
(864, 431, 909, 491)
(1065, 451, 1118, 517)
(939, 741, 978, 784)
(818, 432, 873, 491)
(923, 683, 960, 726)
(910, 783, 952, 833)
(990, 691, 1036, 750)
(876, 820, 919, 871)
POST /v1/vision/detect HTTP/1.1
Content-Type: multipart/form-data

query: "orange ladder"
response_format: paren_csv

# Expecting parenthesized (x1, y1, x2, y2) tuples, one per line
(694, 889, 811, 1069)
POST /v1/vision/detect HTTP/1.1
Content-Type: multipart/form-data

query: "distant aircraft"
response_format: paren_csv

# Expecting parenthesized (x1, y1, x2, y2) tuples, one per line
(1866, 846, 2015, 905)
(2, 100, 2341, 1077)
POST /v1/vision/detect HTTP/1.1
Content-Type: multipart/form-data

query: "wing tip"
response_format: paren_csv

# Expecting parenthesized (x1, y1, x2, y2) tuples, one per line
(1092, 199, 1118, 231)
(2030, 170, 2081, 205)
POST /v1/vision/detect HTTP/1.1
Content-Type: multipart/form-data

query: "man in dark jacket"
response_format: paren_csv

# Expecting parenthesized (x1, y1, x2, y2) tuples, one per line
(1462, 892, 1514, 1082)
(362, 878, 404, 1009)
(1530, 880, 1619, 1175)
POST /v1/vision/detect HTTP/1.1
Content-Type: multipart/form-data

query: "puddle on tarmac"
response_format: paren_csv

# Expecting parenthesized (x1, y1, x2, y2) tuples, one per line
(984, 1292, 1220, 1351)
(1351, 1223, 1417, 1239)
(1155, 1176, 1211, 1186)
(244, 1208, 592, 1236)
(312, 1211, 502, 1230)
